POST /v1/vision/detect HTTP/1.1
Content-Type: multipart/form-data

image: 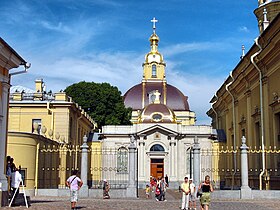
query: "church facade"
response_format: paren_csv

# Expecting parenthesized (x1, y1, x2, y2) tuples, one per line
(101, 20, 214, 188)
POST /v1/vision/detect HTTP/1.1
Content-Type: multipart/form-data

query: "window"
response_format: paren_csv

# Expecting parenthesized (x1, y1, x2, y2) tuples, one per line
(152, 65, 157, 78)
(117, 147, 128, 173)
(255, 122, 261, 148)
(150, 144, 165, 152)
(152, 113, 162, 122)
(32, 119, 41, 134)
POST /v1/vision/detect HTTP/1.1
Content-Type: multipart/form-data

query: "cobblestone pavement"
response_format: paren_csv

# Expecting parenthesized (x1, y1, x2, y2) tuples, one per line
(3, 191, 280, 210)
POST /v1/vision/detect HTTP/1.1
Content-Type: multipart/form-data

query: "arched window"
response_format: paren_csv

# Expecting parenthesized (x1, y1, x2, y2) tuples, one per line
(150, 144, 165, 152)
(117, 147, 128, 173)
(152, 65, 157, 77)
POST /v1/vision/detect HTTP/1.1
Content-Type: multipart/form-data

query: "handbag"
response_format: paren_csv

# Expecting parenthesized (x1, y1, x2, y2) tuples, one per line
(196, 191, 202, 198)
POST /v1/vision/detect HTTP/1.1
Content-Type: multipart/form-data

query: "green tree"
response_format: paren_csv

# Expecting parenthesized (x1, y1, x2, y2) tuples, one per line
(65, 81, 132, 128)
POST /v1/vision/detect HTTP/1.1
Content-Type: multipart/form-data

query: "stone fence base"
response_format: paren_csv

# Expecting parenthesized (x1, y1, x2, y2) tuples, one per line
(36, 188, 131, 198)
(22, 188, 280, 200)
(212, 190, 280, 199)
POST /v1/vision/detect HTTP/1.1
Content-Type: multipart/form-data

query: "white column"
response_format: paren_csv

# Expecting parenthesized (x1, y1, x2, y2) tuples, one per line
(175, 137, 178, 179)
(170, 137, 176, 178)
(139, 137, 145, 178)
(0, 78, 10, 193)
(193, 136, 201, 189)
(80, 135, 89, 197)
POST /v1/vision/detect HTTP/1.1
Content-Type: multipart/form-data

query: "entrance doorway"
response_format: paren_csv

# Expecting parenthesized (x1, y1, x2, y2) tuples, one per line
(150, 158, 164, 179)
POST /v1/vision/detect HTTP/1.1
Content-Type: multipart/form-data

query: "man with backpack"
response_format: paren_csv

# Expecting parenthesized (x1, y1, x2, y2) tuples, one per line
(66, 170, 83, 210)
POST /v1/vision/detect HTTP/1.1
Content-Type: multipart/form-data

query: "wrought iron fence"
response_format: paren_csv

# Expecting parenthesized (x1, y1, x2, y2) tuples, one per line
(248, 147, 280, 190)
(38, 145, 131, 189)
(200, 147, 240, 190)
(200, 147, 280, 190)
(89, 148, 129, 189)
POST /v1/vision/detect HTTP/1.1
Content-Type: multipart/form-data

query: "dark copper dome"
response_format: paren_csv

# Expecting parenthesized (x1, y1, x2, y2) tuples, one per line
(123, 82, 190, 111)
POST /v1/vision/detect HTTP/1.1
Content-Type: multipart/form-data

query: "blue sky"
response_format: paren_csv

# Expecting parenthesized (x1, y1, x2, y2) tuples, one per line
(1, 0, 260, 124)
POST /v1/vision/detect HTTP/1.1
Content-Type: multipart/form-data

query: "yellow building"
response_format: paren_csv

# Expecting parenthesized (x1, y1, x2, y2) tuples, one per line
(87, 133, 102, 187)
(7, 79, 97, 194)
(0, 37, 28, 206)
(207, 3, 280, 189)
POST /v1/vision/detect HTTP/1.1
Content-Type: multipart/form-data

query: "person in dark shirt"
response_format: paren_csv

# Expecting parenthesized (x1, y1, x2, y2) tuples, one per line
(164, 174, 169, 187)
(198, 175, 213, 210)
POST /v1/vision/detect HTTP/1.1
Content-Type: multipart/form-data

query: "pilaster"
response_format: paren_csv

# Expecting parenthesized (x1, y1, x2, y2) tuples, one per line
(169, 136, 176, 179)
(263, 77, 271, 148)
(192, 136, 201, 189)
(139, 136, 145, 178)
(245, 90, 253, 147)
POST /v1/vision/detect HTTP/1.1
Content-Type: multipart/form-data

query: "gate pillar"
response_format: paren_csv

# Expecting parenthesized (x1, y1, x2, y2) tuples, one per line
(126, 135, 137, 198)
(80, 135, 89, 197)
(193, 136, 201, 189)
(240, 136, 251, 199)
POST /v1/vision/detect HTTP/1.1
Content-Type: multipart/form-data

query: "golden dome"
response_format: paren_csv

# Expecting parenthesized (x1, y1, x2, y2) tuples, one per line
(150, 33, 159, 43)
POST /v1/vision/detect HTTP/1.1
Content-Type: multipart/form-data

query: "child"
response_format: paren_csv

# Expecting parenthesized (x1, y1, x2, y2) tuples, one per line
(145, 184, 150, 198)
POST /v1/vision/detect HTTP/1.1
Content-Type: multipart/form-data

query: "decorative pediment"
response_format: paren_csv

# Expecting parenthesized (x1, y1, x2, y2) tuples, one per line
(136, 124, 178, 137)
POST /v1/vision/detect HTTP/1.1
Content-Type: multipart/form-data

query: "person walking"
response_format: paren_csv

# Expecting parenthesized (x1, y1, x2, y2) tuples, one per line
(165, 174, 169, 187)
(151, 177, 156, 192)
(66, 170, 83, 210)
(155, 178, 161, 201)
(11, 167, 22, 206)
(198, 175, 213, 210)
(159, 177, 167, 201)
(189, 179, 196, 210)
(6, 156, 12, 194)
(181, 176, 190, 210)
(103, 179, 110, 199)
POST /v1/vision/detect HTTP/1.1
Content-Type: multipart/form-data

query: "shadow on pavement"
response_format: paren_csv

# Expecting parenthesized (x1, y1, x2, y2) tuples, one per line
(76, 206, 86, 209)
(30, 200, 57, 204)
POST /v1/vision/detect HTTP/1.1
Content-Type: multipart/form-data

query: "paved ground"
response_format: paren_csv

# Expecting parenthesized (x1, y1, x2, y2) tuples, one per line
(3, 190, 280, 210)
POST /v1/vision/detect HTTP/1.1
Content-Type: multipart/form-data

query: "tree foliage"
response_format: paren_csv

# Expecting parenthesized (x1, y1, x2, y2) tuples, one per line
(65, 81, 132, 128)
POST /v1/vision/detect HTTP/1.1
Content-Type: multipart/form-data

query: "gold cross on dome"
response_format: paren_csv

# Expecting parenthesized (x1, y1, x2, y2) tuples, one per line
(151, 17, 158, 33)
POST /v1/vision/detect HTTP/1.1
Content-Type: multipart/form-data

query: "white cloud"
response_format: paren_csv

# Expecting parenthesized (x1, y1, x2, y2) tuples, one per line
(12, 51, 142, 94)
(39, 21, 72, 33)
(167, 70, 224, 125)
(11, 38, 231, 125)
(11, 46, 223, 125)
(239, 26, 249, 33)
(162, 41, 231, 57)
